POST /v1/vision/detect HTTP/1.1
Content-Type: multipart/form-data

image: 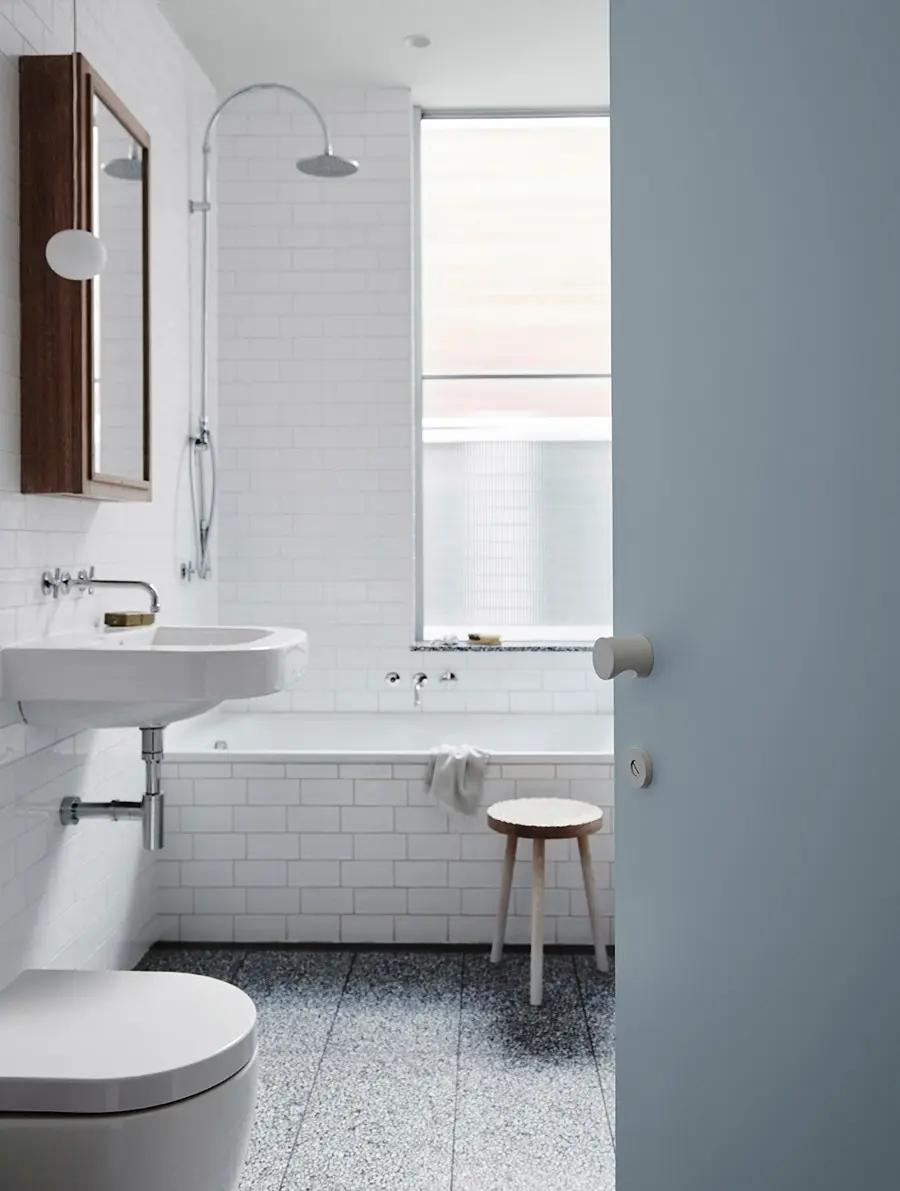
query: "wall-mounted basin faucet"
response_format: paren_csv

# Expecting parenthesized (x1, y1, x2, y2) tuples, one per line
(74, 567, 161, 615)
(413, 672, 428, 708)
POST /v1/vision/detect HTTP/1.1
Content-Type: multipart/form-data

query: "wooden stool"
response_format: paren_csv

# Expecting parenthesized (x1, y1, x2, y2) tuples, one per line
(487, 798, 609, 1006)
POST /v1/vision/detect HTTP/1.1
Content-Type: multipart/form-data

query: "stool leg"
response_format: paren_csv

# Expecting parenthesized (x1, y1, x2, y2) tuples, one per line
(578, 834, 609, 972)
(491, 833, 517, 964)
(530, 837, 546, 1006)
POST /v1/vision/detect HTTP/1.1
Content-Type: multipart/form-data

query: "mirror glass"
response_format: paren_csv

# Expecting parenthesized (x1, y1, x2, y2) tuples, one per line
(91, 95, 146, 481)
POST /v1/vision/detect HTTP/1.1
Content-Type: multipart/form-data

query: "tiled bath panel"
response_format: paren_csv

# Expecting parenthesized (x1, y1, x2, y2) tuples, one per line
(155, 760, 614, 946)
(137, 946, 616, 1190)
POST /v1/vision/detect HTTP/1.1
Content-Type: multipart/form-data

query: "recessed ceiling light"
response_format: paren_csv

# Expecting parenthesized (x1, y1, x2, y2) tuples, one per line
(404, 34, 431, 49)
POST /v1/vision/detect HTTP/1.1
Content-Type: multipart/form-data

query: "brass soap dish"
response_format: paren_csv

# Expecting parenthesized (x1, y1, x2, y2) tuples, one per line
(104, 612, 155, 628)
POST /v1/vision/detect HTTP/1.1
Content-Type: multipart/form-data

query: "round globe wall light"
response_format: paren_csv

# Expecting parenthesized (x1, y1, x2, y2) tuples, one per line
(45, 228, 107, 281)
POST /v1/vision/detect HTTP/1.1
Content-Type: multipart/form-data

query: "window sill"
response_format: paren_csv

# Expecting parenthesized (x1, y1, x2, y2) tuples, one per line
(410, 642, 594, 653)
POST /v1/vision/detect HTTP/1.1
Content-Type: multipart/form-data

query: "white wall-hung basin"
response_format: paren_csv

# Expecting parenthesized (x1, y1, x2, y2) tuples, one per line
(0, 624, 308, 730)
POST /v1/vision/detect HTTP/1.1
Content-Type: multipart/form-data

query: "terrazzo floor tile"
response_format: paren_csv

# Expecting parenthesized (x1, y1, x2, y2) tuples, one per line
(239, 1067, 312, 1191)
(281, 1052, 456, 1191)
(576, 954, 616, 1142)
(451, 1063, 616, 1191)
(136, 945, 244, 982)
(234, 949, 353, 1009)
(453, 952, 615, 1191)
(326, 951, 462, 1057)
(460, 953, 595, 1065)
(234, 951, 354, 1190)
(234, 950, 353, 1050)
(278, 955, 462, 1187)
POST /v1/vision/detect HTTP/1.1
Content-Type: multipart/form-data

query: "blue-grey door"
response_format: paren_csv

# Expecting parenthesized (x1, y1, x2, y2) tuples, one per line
(611, 3, 900, 1188)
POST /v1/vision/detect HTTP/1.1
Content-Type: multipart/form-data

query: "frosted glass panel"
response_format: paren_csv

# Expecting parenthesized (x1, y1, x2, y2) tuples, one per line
(423, 440, 612, 640)
(420, 116, 610, 376)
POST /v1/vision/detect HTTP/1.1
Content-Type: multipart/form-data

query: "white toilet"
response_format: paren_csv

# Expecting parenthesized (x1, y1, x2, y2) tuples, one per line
(0, 968, 258, 1191)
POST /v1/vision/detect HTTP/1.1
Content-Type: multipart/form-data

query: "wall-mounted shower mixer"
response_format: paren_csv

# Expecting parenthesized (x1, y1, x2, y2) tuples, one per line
(59, 727, 165, 851)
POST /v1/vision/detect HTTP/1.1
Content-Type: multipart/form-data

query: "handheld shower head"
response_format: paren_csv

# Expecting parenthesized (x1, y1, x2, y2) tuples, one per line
(296, 150, 359, 178)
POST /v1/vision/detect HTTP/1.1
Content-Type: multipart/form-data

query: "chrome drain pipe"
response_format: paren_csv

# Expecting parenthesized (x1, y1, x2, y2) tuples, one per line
(59, 727, 165, 851)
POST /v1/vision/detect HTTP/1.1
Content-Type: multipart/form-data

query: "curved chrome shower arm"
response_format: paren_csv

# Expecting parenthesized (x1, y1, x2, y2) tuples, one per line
(202, 81, 332, 159)
(192, 82, 335, 422)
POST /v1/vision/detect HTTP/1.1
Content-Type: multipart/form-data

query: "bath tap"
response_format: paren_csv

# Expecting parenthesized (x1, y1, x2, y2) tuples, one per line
(413, 672, 428, 708)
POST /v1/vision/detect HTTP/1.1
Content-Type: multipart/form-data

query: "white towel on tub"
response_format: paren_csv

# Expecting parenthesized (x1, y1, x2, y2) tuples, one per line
(426, 744, 491, 815)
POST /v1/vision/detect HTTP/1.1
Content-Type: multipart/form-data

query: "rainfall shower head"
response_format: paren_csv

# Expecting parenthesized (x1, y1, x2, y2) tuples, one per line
(103, 143, 143, 181)
(296, 150, 359, 178)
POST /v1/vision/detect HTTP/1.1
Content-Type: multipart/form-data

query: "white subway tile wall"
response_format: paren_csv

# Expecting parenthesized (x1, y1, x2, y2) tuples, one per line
(214, 90, 613, 716)
(0, 0, 216, 988)
(157, 758, 615, 946)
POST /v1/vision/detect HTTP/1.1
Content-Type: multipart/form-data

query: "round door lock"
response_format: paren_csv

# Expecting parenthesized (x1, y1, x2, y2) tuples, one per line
(626, 748, 653, 789)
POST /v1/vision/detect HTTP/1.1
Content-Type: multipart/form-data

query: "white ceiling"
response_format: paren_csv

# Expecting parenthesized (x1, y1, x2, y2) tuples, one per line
(159, 0, 608, 108)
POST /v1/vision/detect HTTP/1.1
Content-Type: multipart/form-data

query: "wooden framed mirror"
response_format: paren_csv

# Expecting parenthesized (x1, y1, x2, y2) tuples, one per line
(19, 54, 151, 499)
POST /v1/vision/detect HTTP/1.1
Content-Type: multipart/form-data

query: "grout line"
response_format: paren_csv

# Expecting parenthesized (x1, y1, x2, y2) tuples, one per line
(448, 951, 466, 1191)
(275, 951, 358, 1191)
(228, 949, 249, 983)
(572, 955, 615, 1150)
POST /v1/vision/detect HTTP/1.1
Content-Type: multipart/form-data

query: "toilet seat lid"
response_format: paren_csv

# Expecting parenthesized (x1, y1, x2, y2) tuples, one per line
(0, 969, 257, 1114)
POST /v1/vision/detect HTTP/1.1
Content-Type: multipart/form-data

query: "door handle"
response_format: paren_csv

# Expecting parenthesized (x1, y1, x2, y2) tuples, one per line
(593, 635, 654, 680)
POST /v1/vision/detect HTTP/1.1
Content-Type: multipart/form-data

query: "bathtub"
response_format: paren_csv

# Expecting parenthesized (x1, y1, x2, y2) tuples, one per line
(165, 711, 614, 764)
(159, 711, 615, 948)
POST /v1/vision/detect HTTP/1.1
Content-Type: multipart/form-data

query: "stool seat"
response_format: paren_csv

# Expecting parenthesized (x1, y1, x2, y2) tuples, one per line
(487, 798, 603, 840)
(487, 796, 609, 1005)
